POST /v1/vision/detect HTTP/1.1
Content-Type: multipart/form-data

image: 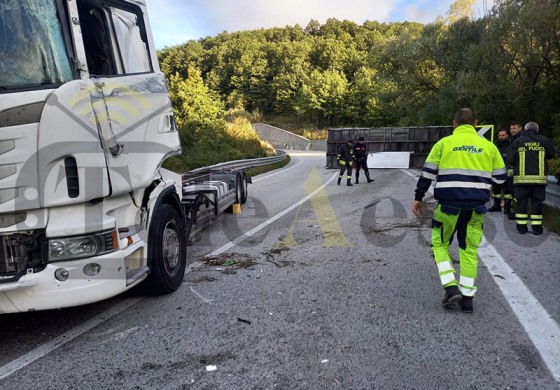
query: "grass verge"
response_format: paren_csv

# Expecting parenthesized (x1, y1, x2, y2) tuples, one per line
(543, 203, 560, 234)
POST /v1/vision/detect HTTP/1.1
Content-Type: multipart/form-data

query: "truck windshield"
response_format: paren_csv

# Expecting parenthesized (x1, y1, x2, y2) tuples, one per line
(0, 0, 73, 90)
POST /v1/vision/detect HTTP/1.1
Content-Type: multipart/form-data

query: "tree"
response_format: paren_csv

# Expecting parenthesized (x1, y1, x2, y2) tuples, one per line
(167, 67, 225, 146)
(296, 68, 348, 126)
(446, 0, 477, 24)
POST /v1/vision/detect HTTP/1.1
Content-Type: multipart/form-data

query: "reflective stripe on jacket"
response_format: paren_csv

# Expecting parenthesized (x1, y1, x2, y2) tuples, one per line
(337, 144, 354, 163)
(506, 130, 556, 185)
(418, 125, 507, 202)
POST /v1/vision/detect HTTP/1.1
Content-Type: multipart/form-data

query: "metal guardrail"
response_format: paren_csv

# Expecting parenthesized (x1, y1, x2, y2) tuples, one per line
(545, 176, 560, 209)
(189, 155, 560, 208)
(189, 150, 287, 174)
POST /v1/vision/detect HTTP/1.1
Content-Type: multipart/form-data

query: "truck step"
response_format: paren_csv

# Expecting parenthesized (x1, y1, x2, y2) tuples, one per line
(126, 266, 149, 286)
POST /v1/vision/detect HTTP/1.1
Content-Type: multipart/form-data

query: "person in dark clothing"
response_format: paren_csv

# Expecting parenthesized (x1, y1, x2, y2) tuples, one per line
(506, 122, 556, 235)
(337, 140, 354, 186)
(488, 129, 512, 212)
(353, 137, 374, 184)
(505, 121, 524, 219)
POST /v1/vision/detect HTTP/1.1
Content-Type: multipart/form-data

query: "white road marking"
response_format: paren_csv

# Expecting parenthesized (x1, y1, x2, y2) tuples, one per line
(479, 240, 560, 382)
(0, 298, 143, 380)
(206, 172, 339, 257)
(401, 168, 560, 383)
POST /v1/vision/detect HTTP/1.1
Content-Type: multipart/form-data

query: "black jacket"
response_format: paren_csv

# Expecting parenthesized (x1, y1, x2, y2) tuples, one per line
(337, 143, 354, 163)
(506, 130, 556, 185)
(495, 139, 510, 163)
(353, 143, 368, 162)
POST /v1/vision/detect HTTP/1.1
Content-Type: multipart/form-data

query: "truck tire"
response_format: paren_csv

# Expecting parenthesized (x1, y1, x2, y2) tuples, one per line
(240, 171, 248, 204)
(145, 203, 187, 295)
(235, 172, 243, 204)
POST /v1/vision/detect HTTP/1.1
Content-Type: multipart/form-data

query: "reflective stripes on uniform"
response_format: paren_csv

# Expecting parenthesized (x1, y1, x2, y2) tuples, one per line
(437, 260, 456, 286)
(431, 204, 483, 295)
(530, 214, 543, 226)
(516, 213, 529, 225)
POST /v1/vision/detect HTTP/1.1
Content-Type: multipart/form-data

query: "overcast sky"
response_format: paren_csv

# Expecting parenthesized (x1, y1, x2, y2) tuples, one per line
(146, 0, 495, 49)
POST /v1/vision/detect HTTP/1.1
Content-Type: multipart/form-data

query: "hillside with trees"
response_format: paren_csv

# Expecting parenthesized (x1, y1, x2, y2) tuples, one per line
(158, 0, 559, 172)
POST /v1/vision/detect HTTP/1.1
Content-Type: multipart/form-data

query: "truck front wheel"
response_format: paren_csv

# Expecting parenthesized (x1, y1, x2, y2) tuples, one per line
(145, 203, 187, 294)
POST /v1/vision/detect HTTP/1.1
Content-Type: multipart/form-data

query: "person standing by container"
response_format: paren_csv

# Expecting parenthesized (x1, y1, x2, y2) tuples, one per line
(353, 137, 375, 184)
(337, 139, 354, 186)
(412, 108, 507, 313)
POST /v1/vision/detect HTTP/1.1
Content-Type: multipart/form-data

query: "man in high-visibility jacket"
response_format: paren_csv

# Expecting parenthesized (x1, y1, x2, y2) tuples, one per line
(506, 122, 556, 235)
(337, 140, 354, 186)
(412, 108, 507, 313)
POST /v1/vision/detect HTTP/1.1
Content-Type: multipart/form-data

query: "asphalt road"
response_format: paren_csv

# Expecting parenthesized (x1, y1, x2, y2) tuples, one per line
(1, 151, 559, 390)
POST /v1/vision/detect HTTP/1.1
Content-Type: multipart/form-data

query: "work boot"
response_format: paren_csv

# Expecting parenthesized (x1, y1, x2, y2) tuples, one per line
(507, 212, 516, 220)
(532, 226, 543, 236)
(460, 296, 474, 313)
(337, 178, 341, 185)
(442, 286, 462, 309)
(355, 177, 359, 184)
(487, 198, 502, 212)
(503, 200, 511, 215)
(516, 224, 528, 234)
(366, 176, 374, 183)
(347, 179, 353, 187)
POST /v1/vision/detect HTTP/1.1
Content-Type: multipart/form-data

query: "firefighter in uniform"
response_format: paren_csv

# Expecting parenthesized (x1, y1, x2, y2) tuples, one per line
(412, 108, 507, 313)
(337, 139, 354, 186)
(506, 122, 556, 235)
(353, 137, 374, 184)
(488, 128, 512, 213)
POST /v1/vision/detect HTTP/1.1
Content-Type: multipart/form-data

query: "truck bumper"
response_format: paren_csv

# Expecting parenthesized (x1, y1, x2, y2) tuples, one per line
(0, 252, 131, 313)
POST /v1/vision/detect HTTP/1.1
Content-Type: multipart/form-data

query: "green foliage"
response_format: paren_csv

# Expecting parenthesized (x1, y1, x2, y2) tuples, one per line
(162, 67, 272, 172)
(543, 204, 560, 235)
(302, 129, 328, 140)
(157, 0, 560, 136)
(549, 155, 560, 178)
(167, 66, 225, 146)
(163, 114, 273, 172)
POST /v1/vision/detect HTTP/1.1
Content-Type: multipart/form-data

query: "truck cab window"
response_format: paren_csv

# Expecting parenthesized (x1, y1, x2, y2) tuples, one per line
(76, 0, 152, 76)
(76, 0, 116, 76)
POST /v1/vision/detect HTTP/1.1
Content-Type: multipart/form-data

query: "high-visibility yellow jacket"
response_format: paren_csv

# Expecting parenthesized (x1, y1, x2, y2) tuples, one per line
(415, 124, 508, 202)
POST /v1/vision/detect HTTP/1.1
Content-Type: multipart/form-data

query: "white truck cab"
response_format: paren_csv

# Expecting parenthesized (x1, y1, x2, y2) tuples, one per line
(0, 0, 247, 313)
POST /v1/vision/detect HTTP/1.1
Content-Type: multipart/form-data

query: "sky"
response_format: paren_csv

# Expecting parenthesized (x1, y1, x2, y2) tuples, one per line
(145, 0, 495, 49)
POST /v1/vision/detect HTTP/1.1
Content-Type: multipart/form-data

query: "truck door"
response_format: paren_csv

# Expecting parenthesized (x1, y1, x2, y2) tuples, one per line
(77, 0, 180, 197)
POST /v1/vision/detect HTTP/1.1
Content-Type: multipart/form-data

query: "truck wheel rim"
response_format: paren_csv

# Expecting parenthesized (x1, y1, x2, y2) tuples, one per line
(162, 221, 180, 275)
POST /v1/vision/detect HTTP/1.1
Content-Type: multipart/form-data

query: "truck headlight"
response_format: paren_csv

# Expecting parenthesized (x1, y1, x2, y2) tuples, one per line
(48, 230, 118, 262)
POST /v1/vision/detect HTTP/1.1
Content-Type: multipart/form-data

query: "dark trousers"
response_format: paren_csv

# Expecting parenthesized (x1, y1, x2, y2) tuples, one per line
(491, 181, 511, 199)
(507, 177, 516, 199)
(338, 164, 352, 179)
(515, 185, 546, 227)
(355, 160, 370, 179)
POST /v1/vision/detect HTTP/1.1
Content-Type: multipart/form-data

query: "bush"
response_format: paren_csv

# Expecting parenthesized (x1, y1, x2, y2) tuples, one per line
(549, 157, 560, 178)
(163, 115, 274, 173)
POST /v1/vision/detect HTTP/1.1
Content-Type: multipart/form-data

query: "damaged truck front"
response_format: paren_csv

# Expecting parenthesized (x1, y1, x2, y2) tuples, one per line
(0, 0, 187, 312)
